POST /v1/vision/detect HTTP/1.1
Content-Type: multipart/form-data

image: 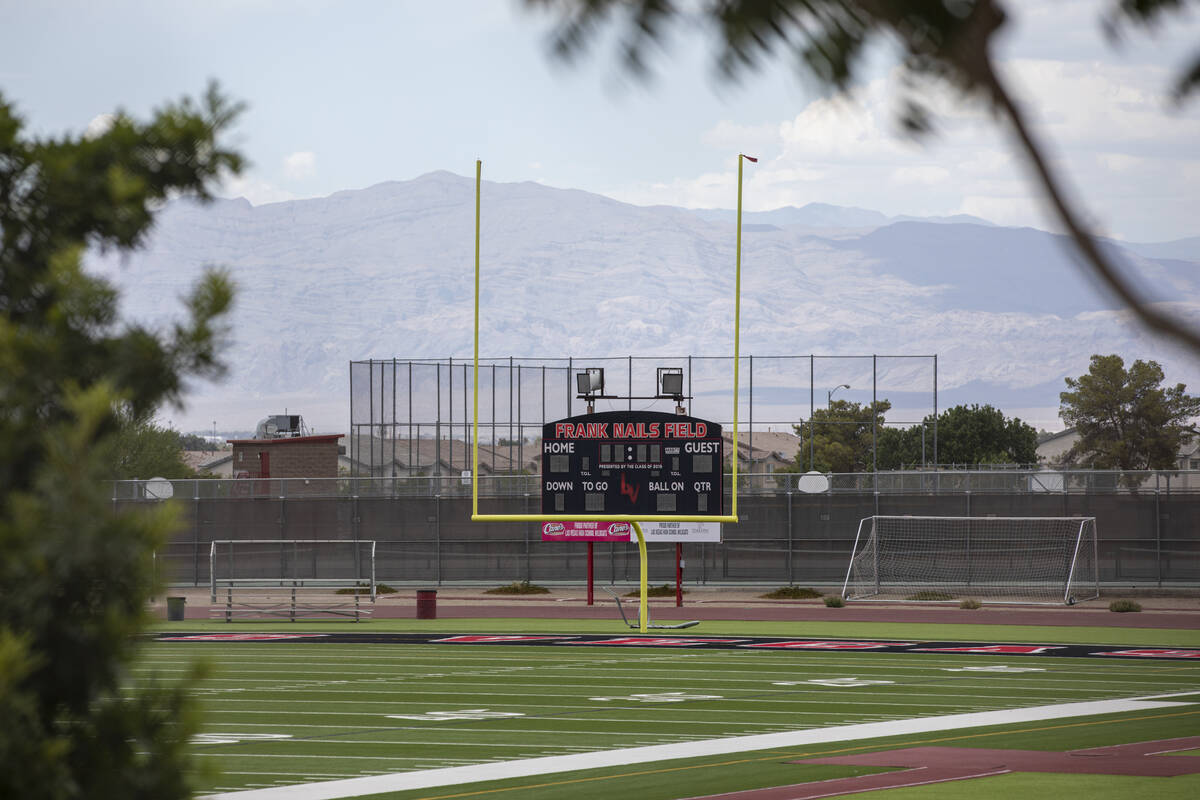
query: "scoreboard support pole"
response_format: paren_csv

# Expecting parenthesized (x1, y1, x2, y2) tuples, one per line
(587, 542, 594, 606)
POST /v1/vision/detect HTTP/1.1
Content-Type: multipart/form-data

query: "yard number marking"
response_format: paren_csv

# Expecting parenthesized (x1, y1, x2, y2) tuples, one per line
(942, 665, 1047, 673)
(386, 709, 526, 721)
(773, 678, 896, 687)
(193, 733, 294, 745)
(589, 692, 724, 703)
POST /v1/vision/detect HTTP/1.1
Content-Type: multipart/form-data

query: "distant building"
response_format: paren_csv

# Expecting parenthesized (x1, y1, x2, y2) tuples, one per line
(723, 430, 801, 475)
(339, 435, 538, 477)
(1036, 428, 1079, 465)
(1035, 427, 1200, 490)
(228, 434, 342, 480)
(181, 450, 234, 477)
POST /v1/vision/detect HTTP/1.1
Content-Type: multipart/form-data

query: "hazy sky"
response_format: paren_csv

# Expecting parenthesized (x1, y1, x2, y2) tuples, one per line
(2, 0, 1198, 242)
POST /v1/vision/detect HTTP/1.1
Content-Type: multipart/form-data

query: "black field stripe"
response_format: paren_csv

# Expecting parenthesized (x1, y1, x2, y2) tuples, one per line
(151, 632, 1200, 660)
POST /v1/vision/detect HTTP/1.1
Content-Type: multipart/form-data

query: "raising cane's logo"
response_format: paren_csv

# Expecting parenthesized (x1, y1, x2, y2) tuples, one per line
(609, 523, 630, 535)
(543, 522, 565, 535)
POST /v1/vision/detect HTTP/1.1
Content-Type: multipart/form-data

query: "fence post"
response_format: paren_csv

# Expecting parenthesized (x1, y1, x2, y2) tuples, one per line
(525, 492, 532, 582)
(435, 493, 442, 586)
(1155, 483, 1162, 587)
(193, 480, 201, 587)
(787, 490, 794, 585)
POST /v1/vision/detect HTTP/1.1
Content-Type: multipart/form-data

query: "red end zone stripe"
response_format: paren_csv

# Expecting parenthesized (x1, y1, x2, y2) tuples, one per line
(1098, 649, 1200, 659)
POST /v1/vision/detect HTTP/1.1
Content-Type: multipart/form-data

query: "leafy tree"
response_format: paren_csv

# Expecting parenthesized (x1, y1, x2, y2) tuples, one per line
(0, 85, 241, 798)
(1059, 354, 1200, 470)
(874, 424, 926, 471)
(99, 411, 198, 480)
(877, 404, 1036, 469)
(177, 432, 213, 451)
(793, 399, 890, 472)
(525, 0, 1200, 355)
(939, 404, 1037, 466)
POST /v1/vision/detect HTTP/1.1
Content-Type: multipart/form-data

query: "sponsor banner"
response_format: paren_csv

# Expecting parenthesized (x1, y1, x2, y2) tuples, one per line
(639, 521, 722, 542)
(153, 633, 1200, 661)
(541, 520, 632, 541)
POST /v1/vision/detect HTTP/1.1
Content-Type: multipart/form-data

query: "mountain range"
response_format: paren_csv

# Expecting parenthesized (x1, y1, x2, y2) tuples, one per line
(84, 171, 1200, 436)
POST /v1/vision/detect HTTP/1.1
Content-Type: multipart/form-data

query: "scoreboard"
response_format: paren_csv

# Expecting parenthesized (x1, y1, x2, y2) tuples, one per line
(542, 411, 724, 516)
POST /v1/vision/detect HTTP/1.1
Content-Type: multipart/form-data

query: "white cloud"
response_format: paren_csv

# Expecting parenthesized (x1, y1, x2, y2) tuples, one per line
(283, 150, 317, 180)
(892, 165, 951, 185)
(84, 113, 114, 139)
(700, 120, 781, 156)
(610, 43, 1199, 240)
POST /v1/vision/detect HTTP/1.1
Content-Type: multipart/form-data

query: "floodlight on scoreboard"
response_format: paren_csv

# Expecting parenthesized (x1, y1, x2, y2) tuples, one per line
(576, 367, 605, 396)
(657, 367, 684, 398)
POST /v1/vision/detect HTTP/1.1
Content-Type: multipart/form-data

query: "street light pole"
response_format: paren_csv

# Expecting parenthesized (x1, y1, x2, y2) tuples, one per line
(827, 384, 850, 408)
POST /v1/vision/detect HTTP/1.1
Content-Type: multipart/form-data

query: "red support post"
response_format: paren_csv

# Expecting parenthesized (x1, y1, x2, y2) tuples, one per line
(587, 541, 594, 605)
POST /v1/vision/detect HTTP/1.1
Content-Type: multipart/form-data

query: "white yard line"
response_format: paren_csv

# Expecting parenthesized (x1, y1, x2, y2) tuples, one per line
(201, 692, 1196, 800)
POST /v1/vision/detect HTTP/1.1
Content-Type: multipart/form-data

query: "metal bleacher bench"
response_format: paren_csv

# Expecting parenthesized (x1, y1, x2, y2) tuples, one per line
(209, 578, 375, 622)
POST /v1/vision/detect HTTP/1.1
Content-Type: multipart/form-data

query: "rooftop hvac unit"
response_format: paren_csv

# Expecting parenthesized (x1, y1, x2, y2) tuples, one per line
(255, 414, 304, 439)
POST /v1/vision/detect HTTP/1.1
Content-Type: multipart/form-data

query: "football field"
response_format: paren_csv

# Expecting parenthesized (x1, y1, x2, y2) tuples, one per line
(136, 632, 1200, 799)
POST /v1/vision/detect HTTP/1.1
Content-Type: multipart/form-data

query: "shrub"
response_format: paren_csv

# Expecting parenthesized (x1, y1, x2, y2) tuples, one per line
(959, 598, 982, 609)
(485, 580, 551, 595)
(624, 584, 685, 598)
(823, 596, 845, 608)
(1109, 599, 1142, 613)
(336, 582, 397, 595)
(906, 591, 955, 602)
(762, 586, 822, 599)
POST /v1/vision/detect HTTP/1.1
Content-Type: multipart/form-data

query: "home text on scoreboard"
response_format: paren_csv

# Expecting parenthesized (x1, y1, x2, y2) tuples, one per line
(541, 410, 724, 516)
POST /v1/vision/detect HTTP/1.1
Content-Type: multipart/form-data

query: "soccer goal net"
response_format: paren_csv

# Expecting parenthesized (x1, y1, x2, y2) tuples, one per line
(841, 516, 1098, 606)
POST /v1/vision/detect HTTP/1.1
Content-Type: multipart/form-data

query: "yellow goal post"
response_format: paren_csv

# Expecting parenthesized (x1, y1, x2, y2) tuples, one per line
(469, 156, 755, 629)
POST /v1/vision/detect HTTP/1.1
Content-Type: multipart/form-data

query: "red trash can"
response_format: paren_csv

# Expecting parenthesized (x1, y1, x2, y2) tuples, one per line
(416, 589, 437, 619)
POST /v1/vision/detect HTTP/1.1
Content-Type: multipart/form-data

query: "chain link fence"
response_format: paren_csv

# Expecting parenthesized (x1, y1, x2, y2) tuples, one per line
(347, 355, 940, 476)
(123, 471, 1200, 589)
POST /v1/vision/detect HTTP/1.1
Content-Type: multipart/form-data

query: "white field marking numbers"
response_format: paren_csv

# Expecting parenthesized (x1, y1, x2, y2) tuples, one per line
(773, 678, 896, 687)
(589, 692, 723, 703)
(385, 709, 525, 721)
(193, 733, 293, 745)
(942, 665, 1047, 673)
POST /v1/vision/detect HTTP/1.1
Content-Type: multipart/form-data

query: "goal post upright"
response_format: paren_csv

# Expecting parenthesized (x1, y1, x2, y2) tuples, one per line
(469, 157, 755, 630)
(1063, 517, 1097, 606)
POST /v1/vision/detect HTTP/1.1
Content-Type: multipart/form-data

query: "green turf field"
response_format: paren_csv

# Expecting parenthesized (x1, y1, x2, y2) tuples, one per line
(135, 627, 1200, 799)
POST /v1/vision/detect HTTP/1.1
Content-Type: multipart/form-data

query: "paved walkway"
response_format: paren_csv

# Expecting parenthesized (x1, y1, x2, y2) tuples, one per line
(158, 586, 1200, 629)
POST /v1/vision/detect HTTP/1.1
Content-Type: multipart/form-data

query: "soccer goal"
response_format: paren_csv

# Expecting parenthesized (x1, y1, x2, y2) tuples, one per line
(209, 539, 376, 621)
(841, 516, 1099, 606)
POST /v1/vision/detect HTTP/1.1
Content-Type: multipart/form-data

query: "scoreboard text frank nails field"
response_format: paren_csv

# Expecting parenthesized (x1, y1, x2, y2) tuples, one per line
(542, 410, 724, 517)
